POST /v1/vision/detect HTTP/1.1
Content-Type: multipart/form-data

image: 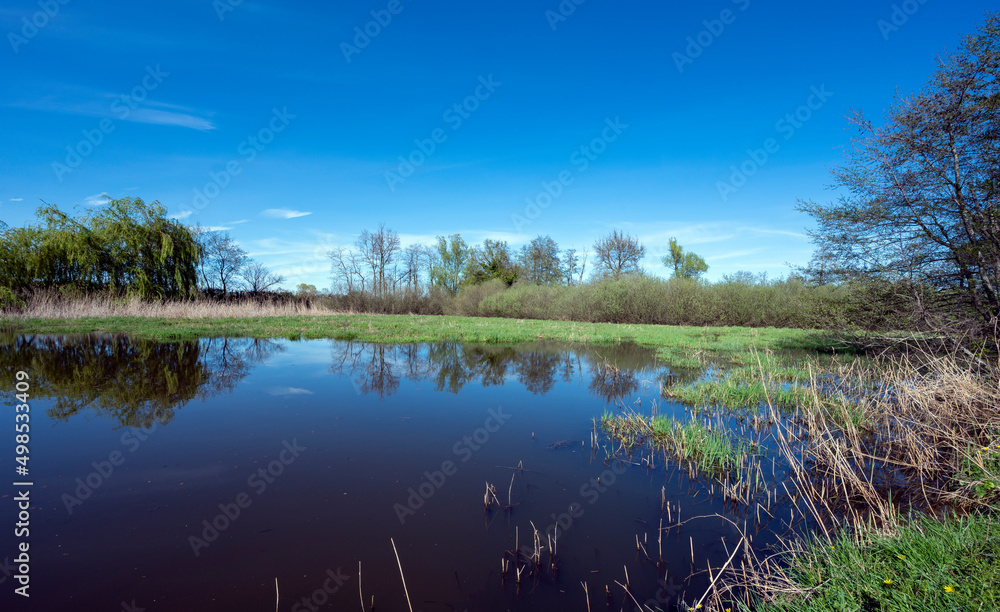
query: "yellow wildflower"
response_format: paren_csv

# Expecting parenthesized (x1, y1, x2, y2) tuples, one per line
(944, 585, 955, 593)
(884, 579, 893, 585)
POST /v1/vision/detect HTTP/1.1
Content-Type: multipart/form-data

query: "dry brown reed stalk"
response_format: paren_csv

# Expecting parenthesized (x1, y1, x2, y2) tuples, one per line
(390, 538, 414, 612)
(506, 472, 516, 510)
(5, 289, 338, 319)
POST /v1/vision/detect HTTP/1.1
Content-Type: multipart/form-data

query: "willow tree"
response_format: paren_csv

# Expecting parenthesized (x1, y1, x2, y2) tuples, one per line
(798, 14, 1000, 335)
(0, 196, 200, 298)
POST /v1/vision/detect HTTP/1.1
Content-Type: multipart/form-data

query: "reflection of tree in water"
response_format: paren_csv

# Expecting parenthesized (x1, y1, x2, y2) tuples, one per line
(327, 340, 663, 401)
(512, 351, 563, 395)
(0, 332, 281, 429)
(588, 361, 639, 403)
(200, 337, 283, 397)
(328, 341, 403, 399)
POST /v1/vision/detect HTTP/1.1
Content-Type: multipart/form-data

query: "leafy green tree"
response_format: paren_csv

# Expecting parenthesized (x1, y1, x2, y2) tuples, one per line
(663, 237, 708, 280)
(798, 14, 1000, 334)
(296, 283, 318, 297)
(466, 239, 519, 286)
(430, 234, 471, 293)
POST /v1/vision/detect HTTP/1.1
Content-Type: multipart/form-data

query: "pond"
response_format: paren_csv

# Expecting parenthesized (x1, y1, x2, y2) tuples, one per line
(1, 334, 789, 611)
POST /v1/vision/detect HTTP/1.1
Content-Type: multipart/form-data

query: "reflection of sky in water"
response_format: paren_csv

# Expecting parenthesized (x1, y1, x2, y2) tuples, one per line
(0, 334, 767, 612)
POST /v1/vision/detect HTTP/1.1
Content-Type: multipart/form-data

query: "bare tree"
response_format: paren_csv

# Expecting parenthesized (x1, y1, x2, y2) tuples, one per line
(592, 230, 645, 278)
(328, 246, 365, 294)
(402, 244, 433, 292)
(241, 261, 285, 292)
(356, 224, 401, 298)
(562, 248, 579, 285)
(198, 230, 249, 294)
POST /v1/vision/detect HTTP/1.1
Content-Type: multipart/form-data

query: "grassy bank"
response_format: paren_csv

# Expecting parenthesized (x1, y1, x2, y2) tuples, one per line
(0, 312, 849, 369)
(754, 512, 1000, 612)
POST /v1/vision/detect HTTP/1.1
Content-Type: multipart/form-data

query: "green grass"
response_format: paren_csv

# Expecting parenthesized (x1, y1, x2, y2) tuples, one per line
(664, 378, 811, 410)
(0, 313, 846, 369)
(601, 411, 751, 476)
(752, 512, 1000, 612)
(650, 415, 751, 474)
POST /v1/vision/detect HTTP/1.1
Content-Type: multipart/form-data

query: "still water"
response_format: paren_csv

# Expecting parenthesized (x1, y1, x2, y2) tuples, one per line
(1, 334, 771, 611)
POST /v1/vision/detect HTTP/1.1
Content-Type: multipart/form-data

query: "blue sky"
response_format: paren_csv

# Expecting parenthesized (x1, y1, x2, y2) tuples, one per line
(0, 0, 992, 290)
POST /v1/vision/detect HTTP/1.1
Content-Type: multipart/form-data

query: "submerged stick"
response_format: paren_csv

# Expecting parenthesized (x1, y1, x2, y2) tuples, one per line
(390, 538, 414, 612)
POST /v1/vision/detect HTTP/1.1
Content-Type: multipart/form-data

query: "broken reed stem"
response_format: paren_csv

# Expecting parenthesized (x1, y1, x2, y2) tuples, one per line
(581, 581, 591, 612)
(274, 577, 279, 612)
(390, 538, 415, 612)
(358, 561, 364, 612)
(508, 472, 515, 509)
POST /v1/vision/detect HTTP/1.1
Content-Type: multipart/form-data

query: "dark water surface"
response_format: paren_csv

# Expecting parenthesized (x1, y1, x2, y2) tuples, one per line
(1, 334, 773, 611)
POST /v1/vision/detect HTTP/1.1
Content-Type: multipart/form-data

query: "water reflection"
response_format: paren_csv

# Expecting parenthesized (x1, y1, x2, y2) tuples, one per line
(328, 340, 664, 401)
(1, 332, 698, 426)
(0, 333, 282, 428)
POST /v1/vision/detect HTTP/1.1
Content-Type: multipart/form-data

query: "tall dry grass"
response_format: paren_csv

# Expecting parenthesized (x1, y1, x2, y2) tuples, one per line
(2, 289, 339, 319)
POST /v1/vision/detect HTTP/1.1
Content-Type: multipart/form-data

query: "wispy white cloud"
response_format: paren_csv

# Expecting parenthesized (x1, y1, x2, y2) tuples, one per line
(169, 210, 193, 220)
(230, 219, 249, 225)
(82, 192, 110, 206)
(261, 208, 312, 219)
(7, 87, 216, 131)
(707, 248, 764, 262)
(738, 226, 809, 240)
(204, 225, 232, 232)
(127, 107, 216, 131)
(9, 198, 22, 202)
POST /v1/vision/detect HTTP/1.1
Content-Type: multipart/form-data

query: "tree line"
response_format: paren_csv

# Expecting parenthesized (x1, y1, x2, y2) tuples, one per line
(326, 225, 709, 297)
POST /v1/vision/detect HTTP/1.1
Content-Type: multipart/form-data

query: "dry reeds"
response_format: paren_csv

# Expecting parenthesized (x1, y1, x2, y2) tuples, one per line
(4, 289, 335, 319)
(708, 348, 1000, 609)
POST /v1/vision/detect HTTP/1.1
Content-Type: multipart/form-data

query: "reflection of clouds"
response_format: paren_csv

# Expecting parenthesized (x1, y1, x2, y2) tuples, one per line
(267, 387, 314, 396)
